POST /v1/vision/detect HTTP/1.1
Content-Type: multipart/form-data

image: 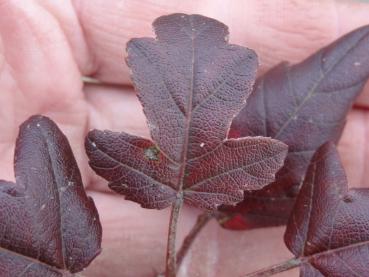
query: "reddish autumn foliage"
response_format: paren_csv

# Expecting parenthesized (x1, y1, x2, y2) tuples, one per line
(0, 116, 102, 276)
(222, 25, 369, 229)
(86, 14, 288, 210)
(285, 142, 369, 276)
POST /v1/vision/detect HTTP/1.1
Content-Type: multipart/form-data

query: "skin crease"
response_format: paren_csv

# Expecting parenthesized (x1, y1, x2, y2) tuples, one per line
(0, 0, 369, 276)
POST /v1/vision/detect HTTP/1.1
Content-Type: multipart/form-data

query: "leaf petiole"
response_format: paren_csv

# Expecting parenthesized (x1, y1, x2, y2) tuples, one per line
(166, 197, 183, 277)
(176, 211, 214, 272)
(243, 257, 301, 277)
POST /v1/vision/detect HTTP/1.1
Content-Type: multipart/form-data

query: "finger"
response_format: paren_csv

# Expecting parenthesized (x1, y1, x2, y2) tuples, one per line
(0, 1, 88, 180)
(0, 1, 83, 102)
(338, 108, 369, 188)
(84, 191, 294, 277)
(72, 0, 369, 105)
(34, 0, 96, 75)
(85, 83, 148, 137)
(84, 83, 149, 191)
(336, 1, 369, 108)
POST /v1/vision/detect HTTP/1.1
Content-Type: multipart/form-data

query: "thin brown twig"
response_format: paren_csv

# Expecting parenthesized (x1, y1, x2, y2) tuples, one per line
(176, 211, 214, 272)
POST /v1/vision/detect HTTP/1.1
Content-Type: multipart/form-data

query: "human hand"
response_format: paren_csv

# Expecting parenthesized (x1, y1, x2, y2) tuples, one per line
(1, 1, 368, 276)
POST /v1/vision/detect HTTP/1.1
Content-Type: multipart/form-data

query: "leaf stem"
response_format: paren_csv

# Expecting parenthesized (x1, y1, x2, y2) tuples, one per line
(176, 211, 213, 272)
(166, 197, 183, 277)
(243, 258, 301, 277)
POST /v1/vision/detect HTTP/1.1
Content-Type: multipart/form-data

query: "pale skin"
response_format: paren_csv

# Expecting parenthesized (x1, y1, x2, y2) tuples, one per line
(1, 0, 369, 276)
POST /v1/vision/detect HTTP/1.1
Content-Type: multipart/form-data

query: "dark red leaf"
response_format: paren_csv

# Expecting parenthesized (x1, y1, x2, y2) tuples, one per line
(284, 142, 369, 276)
(218, 192, 294, 230)
(0, 115, 102, 276)
(221, 25, 369, 229)
(86, 13, 288, 210)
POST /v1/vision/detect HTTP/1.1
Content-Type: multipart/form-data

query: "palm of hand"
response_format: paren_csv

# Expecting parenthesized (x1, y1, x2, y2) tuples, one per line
(1, 1, 369, 276)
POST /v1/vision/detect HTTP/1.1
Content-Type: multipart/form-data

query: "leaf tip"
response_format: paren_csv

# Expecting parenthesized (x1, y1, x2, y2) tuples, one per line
(152, 13, 230, 44)
(20, 114, 55, 132)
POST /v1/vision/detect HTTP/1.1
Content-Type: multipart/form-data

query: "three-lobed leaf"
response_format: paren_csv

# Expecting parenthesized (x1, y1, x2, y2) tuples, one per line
(86, 13, 288, 210)
(0, 116, 102, 277)
(284, 142, 369, 276)
(221, 25, 369, 229)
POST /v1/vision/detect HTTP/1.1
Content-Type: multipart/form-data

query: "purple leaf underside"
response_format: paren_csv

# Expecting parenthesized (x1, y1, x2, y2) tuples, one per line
(221, 24, 369, 229)
(0, 116, 102, 277)
(86, 13, 288, 210)
(285, 142, 369, 276)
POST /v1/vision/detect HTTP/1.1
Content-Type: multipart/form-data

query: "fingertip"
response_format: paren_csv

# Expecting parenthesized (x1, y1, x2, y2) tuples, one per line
(335, 0, 369, 36)
(0, 30, 3, 72)
(332, 1, 369, 108)
(355, 81, 369, 108)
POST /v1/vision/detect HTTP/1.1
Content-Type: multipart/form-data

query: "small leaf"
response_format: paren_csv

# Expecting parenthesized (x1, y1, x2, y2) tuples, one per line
(284, 142, 369, 276)
(86, 13, 288, 210)
(222, 25, 369, 229)
(0, 115, 102, 276)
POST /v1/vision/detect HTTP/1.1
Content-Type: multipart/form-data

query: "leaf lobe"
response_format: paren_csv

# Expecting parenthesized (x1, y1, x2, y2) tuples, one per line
(222, 24, 369, 229)
(0, 115, 102, 276)
(284, 142, 369, 276)
(86, 13, 288, 210)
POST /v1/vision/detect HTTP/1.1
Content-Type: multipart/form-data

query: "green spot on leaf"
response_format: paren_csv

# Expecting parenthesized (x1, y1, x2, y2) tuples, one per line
(144, 146, 160, 161)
